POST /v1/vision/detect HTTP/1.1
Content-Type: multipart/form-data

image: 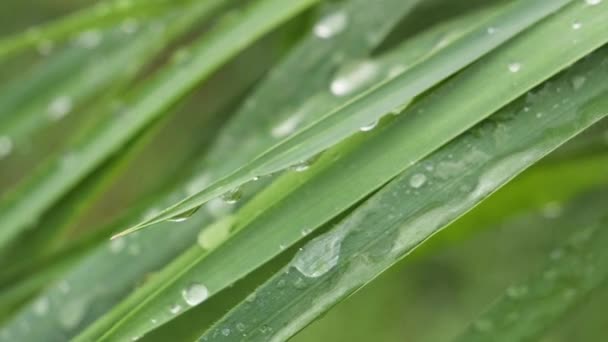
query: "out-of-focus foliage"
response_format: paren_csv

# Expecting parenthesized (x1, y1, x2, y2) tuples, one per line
(0, 0, 606, 341)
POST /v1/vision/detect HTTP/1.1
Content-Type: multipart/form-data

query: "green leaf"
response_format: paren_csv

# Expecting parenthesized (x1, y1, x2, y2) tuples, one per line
(82, 1, 608, 340)
(0, 0, 189, 58)
(72, 0, 431, 339)
(201, 46, 608, 341)
(0, 0, 319, 251)
(455, 212, 608, 342)
(125, 0, 574, 235)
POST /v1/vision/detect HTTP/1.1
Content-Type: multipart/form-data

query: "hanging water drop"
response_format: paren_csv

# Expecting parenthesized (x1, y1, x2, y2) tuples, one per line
(409, 173, 427, 189)
(508, 62, 522, 73)
(182, 283, 209, 306)
(359, 120, 378, 132)
(313, 11, 347, 39)
(291, 159, 312, 172)
(168, 206, 201, 222)
(0, 136, 13, 159)
(221, 188, 242, 204)
(48, 96, 73, 120)
(330, 60, 379, 96)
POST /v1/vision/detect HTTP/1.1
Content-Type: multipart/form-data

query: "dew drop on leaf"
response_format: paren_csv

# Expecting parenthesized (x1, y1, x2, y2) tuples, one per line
(409, 173, 427, 189)
(585, 0, 601, 5)
(508, 62, 522, 73)
(330, 60, 378, 96)
(48, 96, 73, 121)
(221, 188, 242, 204)
(313, 11, 347, 39)
(168, 206, 200, 222)
(359, 120, 378, 132)
(169, 303, 182, 314)
(182, 283, 209, 306)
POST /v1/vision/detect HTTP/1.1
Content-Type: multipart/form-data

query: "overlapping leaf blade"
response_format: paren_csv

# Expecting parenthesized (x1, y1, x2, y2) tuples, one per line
(125, 0, 574, 235)
(202, 46, 608, 341)
(0, 0, 319, 251)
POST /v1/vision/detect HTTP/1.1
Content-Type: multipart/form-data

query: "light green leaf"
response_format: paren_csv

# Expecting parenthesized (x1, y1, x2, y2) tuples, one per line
(0, 0, 319, 251)
(201, 46, 608, 341)
(125, 0, 574, 235)
(455, 212, 608, 342)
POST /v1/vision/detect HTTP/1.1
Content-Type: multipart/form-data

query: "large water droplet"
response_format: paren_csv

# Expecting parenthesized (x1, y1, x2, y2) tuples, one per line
(182, 283, 209, 306)
(221, 188, 242, 204)
(330, 60, 379, 96)
(292, 230, 344, 278)
(48, 96, 73, 120)
(508, 62, 522, 73)
(313, 12, 347, 39)
(0, 136, 13, 159)
(168, 206, 200, 223)
(409, 173, 427, 189)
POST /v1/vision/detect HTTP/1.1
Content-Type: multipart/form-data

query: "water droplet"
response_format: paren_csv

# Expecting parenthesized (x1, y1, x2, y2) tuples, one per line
(76, 30, 102, 48)
(330, 60, 379, 96)
(58, 298, 87, 329)
(313, 11, 347, 39)
(168, 206, 200, 222)
(292, 230, 344, 278)
(222, 328, 231, 336)
(109, 238, 126, 253)
(169, 303, 182, 314)
(33, 297, 49, 316)
(291, 158, 314, 172)
(572, 21, 582, 30)
(48, 96, 73, 120)
(0, 136, 13, 159)
(197, 216, 233, 250)
(236, 322, 246, 332)
(487, 27, 497, 34)
(221, 188, 242, 204)
(271, 115, 301, 138)
(409, 173, 427, 189)
(571, 75, 586, 90)
(182, 283, 209, 306)
(359, 120, 378, 132)
(508, 62, 522, 73)
(585, 0, 601, 5)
